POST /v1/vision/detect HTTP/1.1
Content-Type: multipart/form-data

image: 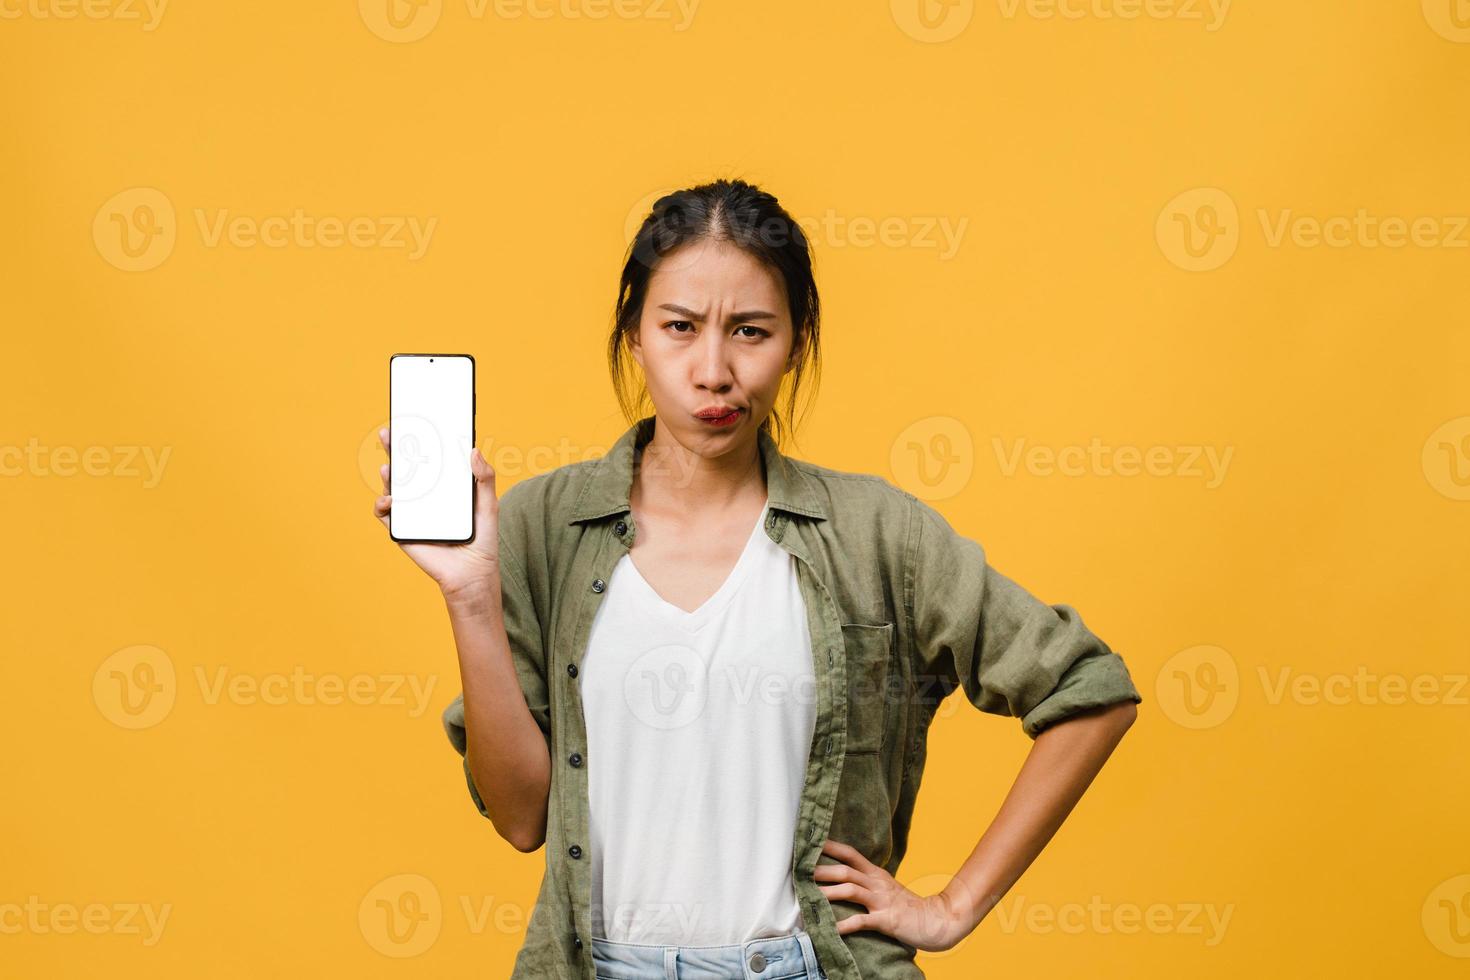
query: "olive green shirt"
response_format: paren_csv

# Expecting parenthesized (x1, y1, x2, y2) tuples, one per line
(442, 414, 1141, 979)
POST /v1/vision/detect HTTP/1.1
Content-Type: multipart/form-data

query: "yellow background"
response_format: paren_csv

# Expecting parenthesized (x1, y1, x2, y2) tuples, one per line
(4, 0, 1468, 976)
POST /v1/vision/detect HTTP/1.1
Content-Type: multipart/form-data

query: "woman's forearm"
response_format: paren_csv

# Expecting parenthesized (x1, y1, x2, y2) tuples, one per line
(444, 581, 552, 852)
(941, 700, 1138, 932)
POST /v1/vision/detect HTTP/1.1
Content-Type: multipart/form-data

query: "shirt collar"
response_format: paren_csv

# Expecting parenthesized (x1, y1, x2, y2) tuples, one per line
(568, 414, 829, 524)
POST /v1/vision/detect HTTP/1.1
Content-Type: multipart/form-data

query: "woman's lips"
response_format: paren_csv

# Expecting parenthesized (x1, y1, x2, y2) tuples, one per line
(696, 408, 743, 427)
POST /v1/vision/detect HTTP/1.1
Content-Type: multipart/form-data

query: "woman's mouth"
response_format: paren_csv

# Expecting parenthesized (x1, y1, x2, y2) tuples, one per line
(694, 407, 743, 427)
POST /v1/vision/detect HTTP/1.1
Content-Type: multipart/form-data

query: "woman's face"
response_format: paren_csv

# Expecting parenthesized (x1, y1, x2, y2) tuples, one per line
(630, 237, 795, 453)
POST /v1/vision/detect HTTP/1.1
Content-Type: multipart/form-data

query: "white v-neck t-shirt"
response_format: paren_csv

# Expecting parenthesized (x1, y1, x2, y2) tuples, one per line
(579, 497, 817, 946)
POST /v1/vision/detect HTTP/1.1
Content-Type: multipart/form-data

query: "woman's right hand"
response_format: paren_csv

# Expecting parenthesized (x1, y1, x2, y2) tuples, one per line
(372, 426, 502, 599)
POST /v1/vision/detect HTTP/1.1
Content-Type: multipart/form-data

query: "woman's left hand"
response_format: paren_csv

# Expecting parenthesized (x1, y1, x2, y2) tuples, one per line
(813, 839, 976, 952)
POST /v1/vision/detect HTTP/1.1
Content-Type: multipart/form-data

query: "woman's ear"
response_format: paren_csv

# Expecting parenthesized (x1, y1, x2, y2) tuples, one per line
(628, 325, 643, 368)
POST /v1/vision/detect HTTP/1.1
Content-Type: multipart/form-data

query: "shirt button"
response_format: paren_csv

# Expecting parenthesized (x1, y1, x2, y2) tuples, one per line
(573, 934, 583, 950)
(568, 844, 582, 859)
(749, 951, 767, 972)
(567, 663, 578, 678)
(591, 578, 605, 593)
(614, 520, 627, 535)
(569, 752, 582, 767)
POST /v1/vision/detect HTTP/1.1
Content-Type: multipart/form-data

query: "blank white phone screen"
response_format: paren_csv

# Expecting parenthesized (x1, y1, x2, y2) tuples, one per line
(390, 355, 474, 542)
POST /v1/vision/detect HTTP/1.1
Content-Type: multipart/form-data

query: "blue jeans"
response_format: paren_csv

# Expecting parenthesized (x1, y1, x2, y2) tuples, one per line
(590, 928, 828, 980)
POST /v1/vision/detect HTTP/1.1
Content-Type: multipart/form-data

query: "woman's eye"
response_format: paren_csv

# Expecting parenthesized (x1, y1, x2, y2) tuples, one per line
(735, 325, 767, 339)
(666, 320, 693, 333)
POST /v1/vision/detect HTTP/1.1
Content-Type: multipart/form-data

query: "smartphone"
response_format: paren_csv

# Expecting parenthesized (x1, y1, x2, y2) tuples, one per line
(388, 353, 475, 543)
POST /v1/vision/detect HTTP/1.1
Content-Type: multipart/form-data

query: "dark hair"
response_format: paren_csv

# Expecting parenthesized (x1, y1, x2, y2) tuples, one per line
(608, 178, 821, 448)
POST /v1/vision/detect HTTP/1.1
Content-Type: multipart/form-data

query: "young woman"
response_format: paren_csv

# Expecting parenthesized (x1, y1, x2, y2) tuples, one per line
(374, 178, 1142, 980)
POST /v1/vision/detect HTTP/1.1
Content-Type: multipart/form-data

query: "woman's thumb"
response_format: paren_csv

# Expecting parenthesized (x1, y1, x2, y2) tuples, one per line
(469, 447, 500, 536)
(470, 446, 496, 497)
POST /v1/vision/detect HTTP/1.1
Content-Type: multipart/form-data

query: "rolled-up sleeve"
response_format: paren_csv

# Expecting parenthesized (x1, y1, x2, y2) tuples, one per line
(440, 504, 552, 817)
(906, 495, 1141, 738)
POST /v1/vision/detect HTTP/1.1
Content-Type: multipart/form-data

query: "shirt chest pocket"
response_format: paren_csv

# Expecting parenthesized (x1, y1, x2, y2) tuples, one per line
(840, 621, 894, 755)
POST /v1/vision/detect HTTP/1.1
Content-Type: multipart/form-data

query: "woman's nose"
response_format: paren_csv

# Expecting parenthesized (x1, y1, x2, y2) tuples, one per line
(693, 332, 734, 387)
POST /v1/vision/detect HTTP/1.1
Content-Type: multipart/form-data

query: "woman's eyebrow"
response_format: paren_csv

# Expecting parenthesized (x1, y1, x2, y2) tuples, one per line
(657, 303, 779, 322)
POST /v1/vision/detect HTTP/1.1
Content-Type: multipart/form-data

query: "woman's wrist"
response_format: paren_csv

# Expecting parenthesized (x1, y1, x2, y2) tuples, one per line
(939, 875, 999, 936)
(441, 574, 502, 615)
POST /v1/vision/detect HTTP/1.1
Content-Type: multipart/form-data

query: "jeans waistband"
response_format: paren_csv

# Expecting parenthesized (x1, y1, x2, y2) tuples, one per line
(589, 927, 826, 980)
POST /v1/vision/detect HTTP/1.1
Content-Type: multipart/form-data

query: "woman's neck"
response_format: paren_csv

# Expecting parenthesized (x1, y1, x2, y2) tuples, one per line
(631, 417, 767, 519)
